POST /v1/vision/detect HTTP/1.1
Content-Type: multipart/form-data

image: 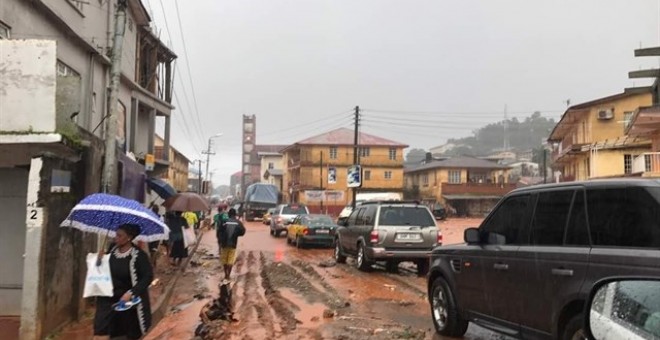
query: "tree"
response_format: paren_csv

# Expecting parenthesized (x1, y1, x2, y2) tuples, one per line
(405, 148, 428, 165)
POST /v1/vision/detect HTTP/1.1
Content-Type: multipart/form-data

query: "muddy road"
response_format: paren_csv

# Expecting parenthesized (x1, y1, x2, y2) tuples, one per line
(146, 219, 508, 340)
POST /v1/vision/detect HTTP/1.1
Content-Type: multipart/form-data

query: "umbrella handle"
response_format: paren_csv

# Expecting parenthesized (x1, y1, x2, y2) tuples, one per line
(96, 229, 110, 266)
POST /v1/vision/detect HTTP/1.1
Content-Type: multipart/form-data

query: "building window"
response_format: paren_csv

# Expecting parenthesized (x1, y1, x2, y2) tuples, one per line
(56, 61, 79, 77)
(359, 147, 370, 158)
(448, 170, 461, 184)
(364, 170, 371, 181)
(389, 148, 397, 160)
(329, 147, 338, 159)
(623, 111, 634, 131)
(624, 154, 632, 174)
(0, 22, 9, 39)
(384, 171, 392, 180)
(645, 154, 652, 172)
(422, 174, 429, 186)
(268, 162, 274, 170)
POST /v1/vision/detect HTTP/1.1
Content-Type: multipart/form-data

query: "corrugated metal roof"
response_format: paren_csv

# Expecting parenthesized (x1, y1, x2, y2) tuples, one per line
(405, 156, 510, 173)
(286, 127, 407, 148)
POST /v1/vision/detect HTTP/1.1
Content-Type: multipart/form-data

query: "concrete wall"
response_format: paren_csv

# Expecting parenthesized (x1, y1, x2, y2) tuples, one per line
(0, 40, 57, 132)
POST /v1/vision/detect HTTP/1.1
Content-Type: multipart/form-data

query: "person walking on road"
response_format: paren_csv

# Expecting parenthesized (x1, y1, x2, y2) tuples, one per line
(93, 224, 153, 340)
(217, 208, 246, 281)
(166, 211, 188, 267)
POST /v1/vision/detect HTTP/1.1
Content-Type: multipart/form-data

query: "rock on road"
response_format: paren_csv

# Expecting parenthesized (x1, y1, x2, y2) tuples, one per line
(146, 220, 509, 340)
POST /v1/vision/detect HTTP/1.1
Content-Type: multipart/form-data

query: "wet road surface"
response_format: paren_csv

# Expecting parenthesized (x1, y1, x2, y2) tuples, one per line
(147, 219, 510, 340)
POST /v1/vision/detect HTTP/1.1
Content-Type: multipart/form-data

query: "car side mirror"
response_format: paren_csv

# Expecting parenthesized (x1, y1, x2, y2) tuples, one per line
(586, 278, 660, 339)
(464, 228, 480, 244)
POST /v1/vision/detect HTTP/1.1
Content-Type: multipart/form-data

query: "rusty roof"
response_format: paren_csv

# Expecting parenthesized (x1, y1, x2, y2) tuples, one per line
(405, 156, 510, 173)
(283, 128, 407, 151)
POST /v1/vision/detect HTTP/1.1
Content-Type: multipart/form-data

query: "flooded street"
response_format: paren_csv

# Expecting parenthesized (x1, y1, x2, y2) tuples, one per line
(146, 219, 508, 340)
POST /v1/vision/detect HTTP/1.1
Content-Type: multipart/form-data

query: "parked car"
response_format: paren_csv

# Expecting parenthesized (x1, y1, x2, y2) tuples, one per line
(431, 203, 446, 220)
(286, 214, 337, 248)
(262, 208, 276, 225)
(270, 203, 309, 237)
(427, 179, 660, 340)
(334, 201, 441, 275)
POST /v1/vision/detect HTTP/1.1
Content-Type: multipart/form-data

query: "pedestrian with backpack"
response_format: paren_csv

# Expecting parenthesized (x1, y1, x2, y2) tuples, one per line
(217, 208, 245, 281)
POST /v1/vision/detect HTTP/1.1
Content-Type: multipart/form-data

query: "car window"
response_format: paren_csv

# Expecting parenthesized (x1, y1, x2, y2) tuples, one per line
(347, 208, 362, 226)
(309, 216, 335, 226)
(282, 205, 307, 214)
(565, 189, 590, 246)
(530, 190, 574, 246)
(588, 187, 660, 248)
(481, 194, 532, 245)
(378, 206, 435, 227)
(355, 207, 367, 225)
(363, 206, 377, 226)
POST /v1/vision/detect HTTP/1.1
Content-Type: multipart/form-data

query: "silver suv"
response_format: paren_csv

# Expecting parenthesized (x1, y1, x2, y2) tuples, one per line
(334, 201, 441, 275)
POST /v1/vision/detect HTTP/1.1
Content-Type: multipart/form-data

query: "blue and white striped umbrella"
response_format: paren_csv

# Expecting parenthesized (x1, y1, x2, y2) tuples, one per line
(60, 193, 170, 242)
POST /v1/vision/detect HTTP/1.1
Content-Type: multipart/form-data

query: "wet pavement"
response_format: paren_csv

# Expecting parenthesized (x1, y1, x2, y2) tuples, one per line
(145, 218, 511, 340)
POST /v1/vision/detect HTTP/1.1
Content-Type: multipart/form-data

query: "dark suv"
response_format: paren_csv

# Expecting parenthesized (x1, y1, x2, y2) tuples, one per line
(427, 179, 660, 340)
(335, 201, 442, 275)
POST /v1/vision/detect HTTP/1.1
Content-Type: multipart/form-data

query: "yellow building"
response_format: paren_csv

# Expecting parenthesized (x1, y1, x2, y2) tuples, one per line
(404, 156, 514, 216)
(625, 105, 660, 176)
(282, 128, 408, 215)
(155, 135, 190, 192)
(548, 91, 652, 181)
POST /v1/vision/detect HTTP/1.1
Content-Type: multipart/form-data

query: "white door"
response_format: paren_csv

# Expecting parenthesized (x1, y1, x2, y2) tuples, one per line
(0, 168, 29, 315)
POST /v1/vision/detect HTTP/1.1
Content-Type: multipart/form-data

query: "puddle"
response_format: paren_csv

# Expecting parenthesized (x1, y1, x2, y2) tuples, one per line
(278, 288, 328, 328)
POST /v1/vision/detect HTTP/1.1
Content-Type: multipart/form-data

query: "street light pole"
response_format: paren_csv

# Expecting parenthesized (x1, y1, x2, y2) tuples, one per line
(202, 133, 223, 195)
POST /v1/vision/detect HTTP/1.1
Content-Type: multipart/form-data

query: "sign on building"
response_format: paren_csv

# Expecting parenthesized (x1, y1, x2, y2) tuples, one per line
(328, 166, 337, 184)
(347, 165, 361, 188)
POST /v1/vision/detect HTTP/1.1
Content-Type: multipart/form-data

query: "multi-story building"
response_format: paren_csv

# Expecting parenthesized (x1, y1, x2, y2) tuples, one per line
(260, 151, 284, 192)
(404, 156, 514, 216)
(0, 1, 175, 338)
(548, 91, 652, 181)
(282, 128, 408, 215)
(155, 135, 190, 192)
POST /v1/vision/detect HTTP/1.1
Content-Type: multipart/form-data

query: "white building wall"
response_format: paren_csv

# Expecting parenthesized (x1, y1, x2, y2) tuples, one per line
(0, 40, 57, 132)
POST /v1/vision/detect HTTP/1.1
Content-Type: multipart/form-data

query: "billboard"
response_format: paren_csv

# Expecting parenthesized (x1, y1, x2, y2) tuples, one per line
(347, 165, 362, 188)
(328, 166, 337, 184)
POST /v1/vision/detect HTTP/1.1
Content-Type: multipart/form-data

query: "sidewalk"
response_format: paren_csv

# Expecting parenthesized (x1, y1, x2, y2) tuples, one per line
(50, 229, 207, 339)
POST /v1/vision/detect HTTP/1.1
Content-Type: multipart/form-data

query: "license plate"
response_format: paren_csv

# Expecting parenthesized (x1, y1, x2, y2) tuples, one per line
(316, 229, 330, 234)
(396, 233, 421, 240)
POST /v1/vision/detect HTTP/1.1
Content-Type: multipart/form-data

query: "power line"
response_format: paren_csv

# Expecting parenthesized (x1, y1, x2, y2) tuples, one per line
(258, 110, 354, 138)
(172, 0, 206, 141)
(362, 108, 564, 116)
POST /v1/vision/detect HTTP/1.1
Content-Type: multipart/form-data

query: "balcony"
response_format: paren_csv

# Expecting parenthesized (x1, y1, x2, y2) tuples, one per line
(632, 153, 660, 176)
(441, 182, 517, 196)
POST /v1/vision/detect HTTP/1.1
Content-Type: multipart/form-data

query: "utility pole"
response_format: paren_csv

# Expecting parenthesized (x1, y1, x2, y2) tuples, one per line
(352, 106, 360, 209)
(198, 160, 203, 194)
(320, 151, 324, 214)
(203, 140, 215, 193)
(101, 0, 128, 193)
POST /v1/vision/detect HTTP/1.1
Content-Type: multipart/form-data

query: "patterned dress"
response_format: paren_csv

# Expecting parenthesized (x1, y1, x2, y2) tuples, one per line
(93, 246, 153, 339)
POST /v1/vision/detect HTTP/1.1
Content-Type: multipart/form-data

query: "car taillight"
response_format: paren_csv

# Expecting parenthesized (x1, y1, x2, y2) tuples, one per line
(370, 230, 379, 244)
(437, 230, 443, 245)
(303, 228, 309, 235)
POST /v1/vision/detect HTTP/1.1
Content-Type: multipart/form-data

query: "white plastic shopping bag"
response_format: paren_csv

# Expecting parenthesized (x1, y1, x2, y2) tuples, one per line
(183, 227, 196, 248)
(83, 253, 113, 298)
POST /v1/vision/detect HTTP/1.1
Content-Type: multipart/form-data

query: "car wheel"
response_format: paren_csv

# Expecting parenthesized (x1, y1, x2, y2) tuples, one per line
(296, 236, 304, 249)
(417, 260, 430, 276)
(356, 243, 371, 271)
(386, 260, 399, 273)
(562, 315, 586, 340)
(334, 240, 347, 264)
(430, 276, 468, 337)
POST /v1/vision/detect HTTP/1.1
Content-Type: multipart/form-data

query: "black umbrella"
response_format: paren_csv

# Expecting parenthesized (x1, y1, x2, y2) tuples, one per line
(147, 178, 177, 199)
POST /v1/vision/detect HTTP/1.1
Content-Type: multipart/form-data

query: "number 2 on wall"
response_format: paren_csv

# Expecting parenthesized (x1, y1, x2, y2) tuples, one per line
(30, 210, 38, 220)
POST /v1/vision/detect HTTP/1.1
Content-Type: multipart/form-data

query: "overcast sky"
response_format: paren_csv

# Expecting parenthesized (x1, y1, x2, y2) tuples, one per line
(148, 0, 660, 185)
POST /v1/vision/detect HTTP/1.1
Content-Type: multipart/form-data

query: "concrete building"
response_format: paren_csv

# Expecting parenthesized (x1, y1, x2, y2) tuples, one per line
(404, 156, 514, 217)
(0, 1, 175, 338)
(281, 128, 408, 215)
(260, 151, 284, 192)
(155, 135, 190, 192)
(548, 91, 653, 181)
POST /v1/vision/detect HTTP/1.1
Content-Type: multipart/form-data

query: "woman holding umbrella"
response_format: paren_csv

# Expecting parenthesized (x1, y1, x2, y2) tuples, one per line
(93, 224, 153, 340)
(166, 211, 188, 266)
